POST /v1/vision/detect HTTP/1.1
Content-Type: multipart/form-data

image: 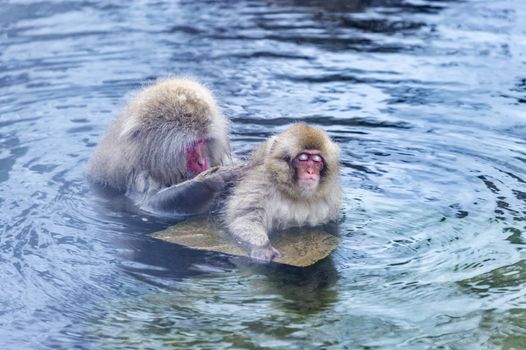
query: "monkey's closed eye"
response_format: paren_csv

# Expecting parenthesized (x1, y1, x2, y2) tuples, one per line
(297, 153, 324, 163)
(312, 154, 323, 163)
(297, 153, 309, 161)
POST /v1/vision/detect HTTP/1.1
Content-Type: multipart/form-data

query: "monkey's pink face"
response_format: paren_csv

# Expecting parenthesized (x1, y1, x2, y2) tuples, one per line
(293, 149, 324, 191)
(185, 138, 209, 176)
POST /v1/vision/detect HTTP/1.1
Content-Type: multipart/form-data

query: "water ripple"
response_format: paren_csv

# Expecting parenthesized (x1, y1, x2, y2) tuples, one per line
(0, 0, 525, 348)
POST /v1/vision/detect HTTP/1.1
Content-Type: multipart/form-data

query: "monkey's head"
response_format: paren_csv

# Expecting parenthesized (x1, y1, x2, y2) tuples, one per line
(263, 123, 340, 199)
(119, 78, 231, 185)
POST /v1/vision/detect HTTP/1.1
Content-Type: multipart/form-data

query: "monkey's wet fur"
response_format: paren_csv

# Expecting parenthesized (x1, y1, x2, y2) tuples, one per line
(88, 78, 232, 211)
(226, 123, 341, 262)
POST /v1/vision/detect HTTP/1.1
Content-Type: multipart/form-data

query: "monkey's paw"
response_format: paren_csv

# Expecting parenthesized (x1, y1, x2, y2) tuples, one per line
(249, 245, 281, 263)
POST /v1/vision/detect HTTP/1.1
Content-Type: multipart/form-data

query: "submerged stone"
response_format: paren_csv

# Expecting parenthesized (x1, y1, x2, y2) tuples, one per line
(151, 218, 340, 267)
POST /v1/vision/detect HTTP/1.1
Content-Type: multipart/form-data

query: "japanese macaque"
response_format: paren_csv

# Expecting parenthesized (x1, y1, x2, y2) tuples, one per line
(225, 123, 341, 262)
(87, 78, 233, 213)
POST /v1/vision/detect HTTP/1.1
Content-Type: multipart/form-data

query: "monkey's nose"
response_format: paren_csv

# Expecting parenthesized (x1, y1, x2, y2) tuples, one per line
(196, 157, 208, 171)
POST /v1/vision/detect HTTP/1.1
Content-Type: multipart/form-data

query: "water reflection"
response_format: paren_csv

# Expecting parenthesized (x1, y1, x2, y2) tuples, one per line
(86, 258, 339, 349)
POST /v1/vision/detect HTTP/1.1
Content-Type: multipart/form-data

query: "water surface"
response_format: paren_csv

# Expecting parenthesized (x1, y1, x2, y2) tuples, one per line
(0, 0, 525, 349)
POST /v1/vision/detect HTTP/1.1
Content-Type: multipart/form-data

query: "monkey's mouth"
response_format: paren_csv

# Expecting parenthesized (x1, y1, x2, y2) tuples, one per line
(299, 177, 319, 187)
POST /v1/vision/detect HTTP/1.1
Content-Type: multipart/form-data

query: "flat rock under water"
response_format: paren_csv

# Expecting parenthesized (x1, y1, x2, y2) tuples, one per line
(151, 218, 340, 267)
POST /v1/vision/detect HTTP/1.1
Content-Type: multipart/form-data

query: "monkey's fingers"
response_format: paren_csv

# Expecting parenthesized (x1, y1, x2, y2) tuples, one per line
(194, 166, 220, 179)
(249, 245, 281, 263)
(195, 163, 247, 184)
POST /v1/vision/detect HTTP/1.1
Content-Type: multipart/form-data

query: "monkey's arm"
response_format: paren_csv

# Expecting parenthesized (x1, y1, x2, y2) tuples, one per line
(225, 170, 280, 262)
(146, 164, 247, 214)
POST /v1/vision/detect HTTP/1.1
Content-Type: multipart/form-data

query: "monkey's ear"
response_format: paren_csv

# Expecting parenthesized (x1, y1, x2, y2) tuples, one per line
(120, 116, 141, 139)
(265, 136, 278, 155)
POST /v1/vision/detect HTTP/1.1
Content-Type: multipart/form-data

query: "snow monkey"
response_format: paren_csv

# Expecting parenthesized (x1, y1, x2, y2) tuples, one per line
(225, 123, 341, 262)
(87, 78, 232, 213)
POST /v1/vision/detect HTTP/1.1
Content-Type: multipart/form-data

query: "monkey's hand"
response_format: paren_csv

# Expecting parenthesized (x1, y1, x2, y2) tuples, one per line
(148, 164, 248, 214)
(249, 245, 281, 263)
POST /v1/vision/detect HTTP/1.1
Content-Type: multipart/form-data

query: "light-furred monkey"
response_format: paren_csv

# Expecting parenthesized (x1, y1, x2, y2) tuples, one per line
(88, 78, 234, 214)
(225, 123, 341, 262)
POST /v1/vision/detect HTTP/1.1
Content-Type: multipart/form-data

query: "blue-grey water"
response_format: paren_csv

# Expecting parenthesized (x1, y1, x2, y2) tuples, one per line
(1, 0, 525, 349)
